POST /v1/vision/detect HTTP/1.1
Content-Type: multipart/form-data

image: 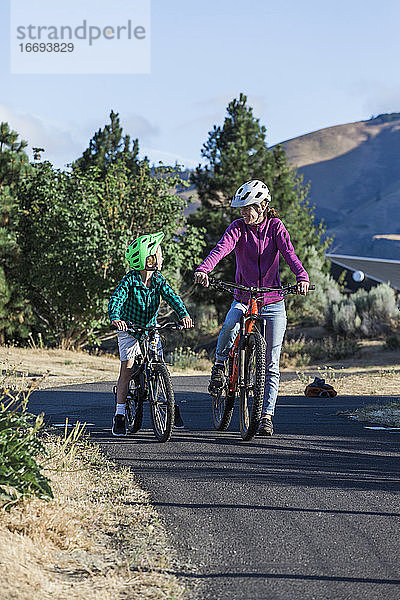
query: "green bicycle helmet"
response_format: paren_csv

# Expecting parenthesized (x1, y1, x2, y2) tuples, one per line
(126, 231, 165, 270)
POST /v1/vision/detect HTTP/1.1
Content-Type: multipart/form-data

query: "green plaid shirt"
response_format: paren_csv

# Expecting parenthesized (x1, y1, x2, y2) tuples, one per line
(108, 270, 189, 339)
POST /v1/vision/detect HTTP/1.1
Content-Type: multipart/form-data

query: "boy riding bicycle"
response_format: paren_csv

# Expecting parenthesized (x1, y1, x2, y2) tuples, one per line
(109, 231, 193, 436)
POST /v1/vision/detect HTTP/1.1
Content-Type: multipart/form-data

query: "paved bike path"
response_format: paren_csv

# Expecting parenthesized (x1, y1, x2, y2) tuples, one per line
(29, 376, 400, 600)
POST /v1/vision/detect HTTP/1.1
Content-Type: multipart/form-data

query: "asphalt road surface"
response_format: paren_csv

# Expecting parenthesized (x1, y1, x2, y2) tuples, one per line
(30, 375, 400, 600)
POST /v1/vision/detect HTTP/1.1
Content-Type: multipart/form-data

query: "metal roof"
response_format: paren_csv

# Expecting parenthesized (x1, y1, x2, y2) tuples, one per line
(326, 253, 400, 290)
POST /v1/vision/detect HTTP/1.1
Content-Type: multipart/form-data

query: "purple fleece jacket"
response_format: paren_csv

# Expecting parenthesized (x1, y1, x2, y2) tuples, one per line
(196, 217, 309, 304)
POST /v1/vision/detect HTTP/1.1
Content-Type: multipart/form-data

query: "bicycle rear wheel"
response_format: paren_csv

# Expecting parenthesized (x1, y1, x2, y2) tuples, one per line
(149, 363, 175, 442)
(239, 328, 266, 441)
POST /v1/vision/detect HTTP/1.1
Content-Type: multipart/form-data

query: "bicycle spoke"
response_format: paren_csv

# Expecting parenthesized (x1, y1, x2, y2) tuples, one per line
(149, 364, 175, 442)
(239, 330, 265, 441)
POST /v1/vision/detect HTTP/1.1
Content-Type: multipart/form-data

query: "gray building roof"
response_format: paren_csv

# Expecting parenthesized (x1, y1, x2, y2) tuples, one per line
(326, 253, 400, 290)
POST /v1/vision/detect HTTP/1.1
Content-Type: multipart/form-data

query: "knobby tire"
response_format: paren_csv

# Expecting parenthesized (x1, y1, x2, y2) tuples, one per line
(239, 328, 266, 441)
(212, 357, 235, 430)
(149, 363, 175, 443)
(125, 378, 143, 433)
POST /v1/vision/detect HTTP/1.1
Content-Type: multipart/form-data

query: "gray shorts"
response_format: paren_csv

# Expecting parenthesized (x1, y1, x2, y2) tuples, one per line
(117, 331, 141, 363)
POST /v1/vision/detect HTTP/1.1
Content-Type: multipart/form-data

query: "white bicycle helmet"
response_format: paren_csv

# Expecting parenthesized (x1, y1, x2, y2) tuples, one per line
(231, 179, 271, 208)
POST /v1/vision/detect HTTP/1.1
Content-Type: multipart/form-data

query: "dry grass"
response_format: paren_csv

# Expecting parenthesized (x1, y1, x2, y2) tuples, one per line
(280, 364, 400, 398)
(0, 432, 186, 600)
(281, 362, 400, 428)
(0, 345, 120, 390)
(0, 344, 211, 392)
(347, 401, 400, 427)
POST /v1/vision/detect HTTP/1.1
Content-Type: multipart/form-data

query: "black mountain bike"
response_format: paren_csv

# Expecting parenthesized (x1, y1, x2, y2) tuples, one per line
(112, 322, 182, 442)
(207, 277, 314, 441)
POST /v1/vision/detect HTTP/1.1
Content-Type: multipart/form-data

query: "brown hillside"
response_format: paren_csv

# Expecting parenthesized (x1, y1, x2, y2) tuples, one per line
(281, 114, 400, 258)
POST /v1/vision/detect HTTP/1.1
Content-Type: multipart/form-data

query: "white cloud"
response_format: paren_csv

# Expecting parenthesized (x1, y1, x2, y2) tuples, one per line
(176, 92, 268, 135)
(0, 104, 83, 167)
(121, 114, 159, 142)
(141, 146, 198, 168)
(0, 105, 195, 169)
(346, 80, 400, 120)
(0, 105, 166, 168)
(193, 92, 267, 117)
(81, 110, 160, 144)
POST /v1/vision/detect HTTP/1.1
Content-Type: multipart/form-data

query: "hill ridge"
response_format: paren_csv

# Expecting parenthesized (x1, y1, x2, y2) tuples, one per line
(281, 113, 400, 259)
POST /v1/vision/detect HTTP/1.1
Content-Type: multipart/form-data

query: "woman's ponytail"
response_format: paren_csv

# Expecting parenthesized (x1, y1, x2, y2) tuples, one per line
(267, 206, 280, 220)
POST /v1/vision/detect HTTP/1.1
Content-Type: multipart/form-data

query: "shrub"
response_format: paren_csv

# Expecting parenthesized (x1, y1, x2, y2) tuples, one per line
(281, 335, 361, 366)
(165, 347, 211, 371)
(328, 284, 399, 337)
(0, 394, 53, 508)
(286, 246, 341, 324)
(330, 299, 360, 335)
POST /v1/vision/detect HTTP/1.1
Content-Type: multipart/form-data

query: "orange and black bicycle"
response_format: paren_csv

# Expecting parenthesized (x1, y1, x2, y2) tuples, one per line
(208, 276, 314, 441)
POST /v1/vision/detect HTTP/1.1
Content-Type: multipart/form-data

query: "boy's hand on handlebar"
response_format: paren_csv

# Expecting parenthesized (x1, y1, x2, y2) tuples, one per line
(297, 281, 309, 296)
(111, 319, 128, 331)
(181, 315, 194, 328)
(194, 272, 209, 287)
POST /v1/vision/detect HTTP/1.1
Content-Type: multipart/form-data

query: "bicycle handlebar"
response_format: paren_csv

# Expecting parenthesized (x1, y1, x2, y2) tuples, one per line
(111, 321, 184, 332)
(207, 275, 315, 296)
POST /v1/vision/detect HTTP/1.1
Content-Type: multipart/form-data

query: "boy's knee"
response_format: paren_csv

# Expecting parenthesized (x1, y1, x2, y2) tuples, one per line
(119, 363, 136, 381)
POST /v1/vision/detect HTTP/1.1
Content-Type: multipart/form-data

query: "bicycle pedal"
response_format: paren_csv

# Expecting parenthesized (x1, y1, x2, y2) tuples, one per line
(140, 389, 149, 401)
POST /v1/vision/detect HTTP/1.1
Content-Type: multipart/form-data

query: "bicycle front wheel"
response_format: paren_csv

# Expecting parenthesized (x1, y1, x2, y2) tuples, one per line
(126, 389, 143, 434)
(149, 363, 175, 442)
(239, 328, 266, 441)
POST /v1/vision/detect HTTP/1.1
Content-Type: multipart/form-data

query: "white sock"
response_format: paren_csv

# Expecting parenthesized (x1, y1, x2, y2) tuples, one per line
(115, 403, 126, 416)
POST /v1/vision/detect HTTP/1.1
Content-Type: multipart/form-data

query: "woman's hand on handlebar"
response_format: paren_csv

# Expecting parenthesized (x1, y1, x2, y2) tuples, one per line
(111, 319, 128, 331)
(181, 315, 194, 328)
(297, 281, 309, 296)
(194, 271, 209, 287)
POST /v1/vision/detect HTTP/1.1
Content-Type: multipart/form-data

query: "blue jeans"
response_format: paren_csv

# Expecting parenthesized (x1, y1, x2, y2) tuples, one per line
(215, 300, 287, 416)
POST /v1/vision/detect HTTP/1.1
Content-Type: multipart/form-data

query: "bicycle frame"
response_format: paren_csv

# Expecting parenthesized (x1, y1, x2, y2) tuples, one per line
(208, 276, 315, 395)
(228, 296, 264, 394)
(125, 323, 180, 397)
(111, 321, 182, 402)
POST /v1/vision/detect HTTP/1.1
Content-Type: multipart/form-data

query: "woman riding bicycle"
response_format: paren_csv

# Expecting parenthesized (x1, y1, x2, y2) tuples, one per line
(194, 180, 309, 436)
(109, 231, 193, 436)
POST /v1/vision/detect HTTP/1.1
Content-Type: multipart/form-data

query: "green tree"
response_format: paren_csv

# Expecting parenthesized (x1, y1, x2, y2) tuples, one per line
(17, 162, 108, 348)
(17, 158, 205, 349)
(74, 110, 140, 176)
(0, 124, 32, 343)
(190, 94, 332, 322)
(0, 122, 30, 186)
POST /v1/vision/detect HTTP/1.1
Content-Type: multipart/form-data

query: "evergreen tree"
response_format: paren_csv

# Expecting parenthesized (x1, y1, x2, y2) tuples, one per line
(190, 94, 331, 322)
(74, 110, 140, 175)
(0, 124, 32, 343)
(0, 122, 29, 187)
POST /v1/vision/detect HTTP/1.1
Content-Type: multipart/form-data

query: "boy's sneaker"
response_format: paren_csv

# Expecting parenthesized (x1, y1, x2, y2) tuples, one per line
(258, 417, 274, 437)
(112, 414, 127, 437)
(208, 363, 225, 395)
(174, 405, 184, 429)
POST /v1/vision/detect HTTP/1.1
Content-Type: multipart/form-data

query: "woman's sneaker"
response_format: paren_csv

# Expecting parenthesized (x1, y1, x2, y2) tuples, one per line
(208, 363, 225, 395)
(112, 414, 127, 436)
(174, 405, 184, 429)
(258, 417, 274, 436)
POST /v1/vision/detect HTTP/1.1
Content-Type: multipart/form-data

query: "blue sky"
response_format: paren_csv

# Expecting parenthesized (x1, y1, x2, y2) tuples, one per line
(1, 0, 399, 168)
